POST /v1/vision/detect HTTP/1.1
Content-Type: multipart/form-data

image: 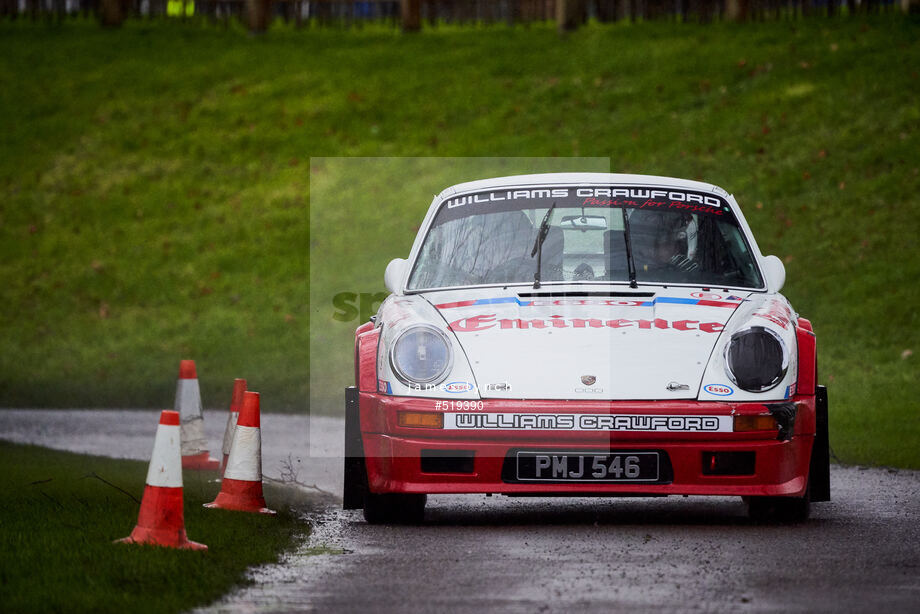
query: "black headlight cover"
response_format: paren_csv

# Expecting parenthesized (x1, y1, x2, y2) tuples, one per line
(725, 326, 788, 392)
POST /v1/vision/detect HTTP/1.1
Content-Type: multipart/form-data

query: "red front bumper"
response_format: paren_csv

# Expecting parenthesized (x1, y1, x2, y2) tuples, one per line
(359, 393, 816, 498)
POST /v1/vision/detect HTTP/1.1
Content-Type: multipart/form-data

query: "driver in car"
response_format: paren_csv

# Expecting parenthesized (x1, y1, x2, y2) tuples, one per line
(629, 209, 698, 276)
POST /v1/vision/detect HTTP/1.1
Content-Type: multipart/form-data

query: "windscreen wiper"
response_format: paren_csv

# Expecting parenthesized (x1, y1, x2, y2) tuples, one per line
(620, 208, 638, 289)
(530, 203, 556, 289)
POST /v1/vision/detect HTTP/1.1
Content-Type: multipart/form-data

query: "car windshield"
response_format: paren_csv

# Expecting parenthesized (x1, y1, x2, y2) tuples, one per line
(407, 186, 764, 291)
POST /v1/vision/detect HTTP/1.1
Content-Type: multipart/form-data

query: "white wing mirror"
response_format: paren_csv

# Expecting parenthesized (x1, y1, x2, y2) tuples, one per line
(384, 258, 408, 295)
(762, 255, 786, 293)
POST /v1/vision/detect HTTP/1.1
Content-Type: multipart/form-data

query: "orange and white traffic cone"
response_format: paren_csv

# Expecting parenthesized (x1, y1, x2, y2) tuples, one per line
(116, 410, 207, 550)
(205, 391, 276, 515)
(219, 378, 247, 477)
(175, 360, 220, 471)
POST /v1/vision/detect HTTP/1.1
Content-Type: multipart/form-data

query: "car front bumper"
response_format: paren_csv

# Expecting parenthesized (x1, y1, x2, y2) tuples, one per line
(358, 393, 815, 498)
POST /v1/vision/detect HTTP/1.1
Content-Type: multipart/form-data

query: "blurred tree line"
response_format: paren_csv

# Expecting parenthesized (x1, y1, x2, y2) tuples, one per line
(2, 0, 917, 35)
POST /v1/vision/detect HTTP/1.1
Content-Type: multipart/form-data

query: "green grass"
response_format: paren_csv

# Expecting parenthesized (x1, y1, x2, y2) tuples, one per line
(0, 441, 308, 614)
(0, 16, 918, 467)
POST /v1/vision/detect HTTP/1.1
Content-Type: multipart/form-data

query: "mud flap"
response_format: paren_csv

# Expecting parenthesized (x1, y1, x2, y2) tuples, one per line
(809, 385, 831, 502)
(343, 386, 368, 510)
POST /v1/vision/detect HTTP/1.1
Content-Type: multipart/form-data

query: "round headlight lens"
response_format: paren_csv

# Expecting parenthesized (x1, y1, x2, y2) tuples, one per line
(390, 325, 452, 386)
(724, 326, 788, 392)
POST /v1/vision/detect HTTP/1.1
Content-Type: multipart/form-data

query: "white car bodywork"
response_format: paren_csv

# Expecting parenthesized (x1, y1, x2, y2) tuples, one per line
(375, 173, 796, 405)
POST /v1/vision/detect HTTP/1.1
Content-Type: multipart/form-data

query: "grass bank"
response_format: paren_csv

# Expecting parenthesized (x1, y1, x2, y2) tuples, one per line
(0, 17, 917, 467)
(0, 442, 308, 613)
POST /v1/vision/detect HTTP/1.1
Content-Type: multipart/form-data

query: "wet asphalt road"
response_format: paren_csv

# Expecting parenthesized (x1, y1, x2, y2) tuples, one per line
(2, 409, 919, 612)
(211, 466, 920, 614)
(0, 409, 342, 494)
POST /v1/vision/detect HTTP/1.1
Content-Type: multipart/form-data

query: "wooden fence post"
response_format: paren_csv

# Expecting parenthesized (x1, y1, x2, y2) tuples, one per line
(401, 0, 421, 32)
(246, 0, 272, 33)
(556, 0, 584, 32)
(98, 0, 125, 26)
(725, 0, 749, 22)
(508, 0, 521, 26)
(596, 0, 617, 22)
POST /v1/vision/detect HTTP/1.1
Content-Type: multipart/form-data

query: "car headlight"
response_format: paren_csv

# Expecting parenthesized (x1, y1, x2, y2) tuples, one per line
(389, 324, 453, 386)
(724, 326, 789, 392)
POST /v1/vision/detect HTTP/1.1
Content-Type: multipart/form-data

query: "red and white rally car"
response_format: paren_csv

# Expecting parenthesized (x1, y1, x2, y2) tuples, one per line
(344, 173, 829, 523)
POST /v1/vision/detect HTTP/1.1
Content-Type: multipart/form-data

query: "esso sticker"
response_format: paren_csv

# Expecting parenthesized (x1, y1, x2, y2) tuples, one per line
(704, 384, 734, 396)
(691, 292, 722, 300)
(442, 381, 475, 394)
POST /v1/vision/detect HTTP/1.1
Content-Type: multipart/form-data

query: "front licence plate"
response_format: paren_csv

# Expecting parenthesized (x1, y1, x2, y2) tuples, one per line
(515, 451, 660, 482)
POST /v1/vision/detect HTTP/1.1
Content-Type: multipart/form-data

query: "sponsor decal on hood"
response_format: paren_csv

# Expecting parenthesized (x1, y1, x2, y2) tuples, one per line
(435, 295, 744, 311)
(422, 287, 754, 400)
(447, 314, 726, 334)
(442, 381, 475, 394)
(703, 384, 734, 396)
(752, 298, 795, 330)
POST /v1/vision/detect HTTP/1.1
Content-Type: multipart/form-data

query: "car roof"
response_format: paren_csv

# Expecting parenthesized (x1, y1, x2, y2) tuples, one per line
(435, 173, 732, 201)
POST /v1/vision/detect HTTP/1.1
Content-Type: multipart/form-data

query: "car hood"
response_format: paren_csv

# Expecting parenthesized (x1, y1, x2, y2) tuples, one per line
(424, 286, 753, 400)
